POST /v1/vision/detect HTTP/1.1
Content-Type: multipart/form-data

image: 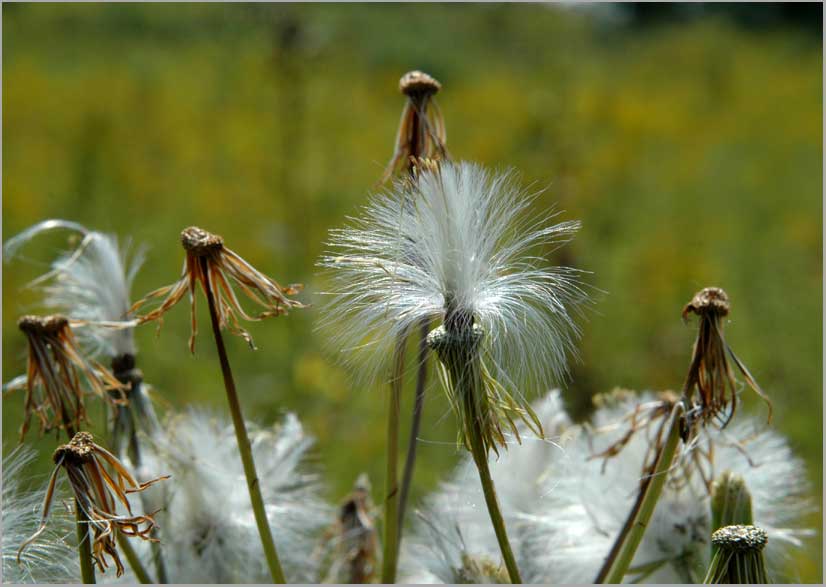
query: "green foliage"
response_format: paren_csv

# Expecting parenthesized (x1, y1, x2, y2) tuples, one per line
(3, 4, 821, 581)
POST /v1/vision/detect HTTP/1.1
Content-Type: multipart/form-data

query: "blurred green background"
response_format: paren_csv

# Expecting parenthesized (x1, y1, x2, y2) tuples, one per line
(3, 3, 821, 582)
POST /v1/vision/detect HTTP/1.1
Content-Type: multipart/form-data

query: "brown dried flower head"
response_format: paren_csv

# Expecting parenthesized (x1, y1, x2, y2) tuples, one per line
(131, 226, 304, 352)
(10, 315, 125, 440)
(322, 473, 378, 584)
(681, 287, 772, 431)
(382, 70, 449, 183)
(18, 431, 169, 577)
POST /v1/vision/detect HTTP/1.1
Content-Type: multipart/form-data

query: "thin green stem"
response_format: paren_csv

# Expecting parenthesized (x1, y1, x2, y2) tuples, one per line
(381, 335, 406, 584)
(116, 532, 152, 584)
(201, 258, 286, 584)
(595, 402, 685, 583)
(397, 318, 429, 541)
(75, 500, 95, 584)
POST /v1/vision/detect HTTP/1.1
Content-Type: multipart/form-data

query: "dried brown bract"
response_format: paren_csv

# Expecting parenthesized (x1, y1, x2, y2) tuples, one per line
(131, 226, 304, 352)
(11, 315, 125, 440)
(681, 287, 772, 432)
(321, 474, 378, 584)
(381, 70, 449, 183)
(18, 432, 169, 577)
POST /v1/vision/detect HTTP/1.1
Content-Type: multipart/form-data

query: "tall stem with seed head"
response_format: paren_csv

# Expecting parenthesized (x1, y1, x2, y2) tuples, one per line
(76, 501, 95, 584)
(429, 316, 523, 584)
(200, 257, 287, 584)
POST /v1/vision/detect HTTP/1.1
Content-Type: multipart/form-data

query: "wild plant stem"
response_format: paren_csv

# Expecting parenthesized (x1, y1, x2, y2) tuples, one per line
(397, 318, 429, 541)
(116, 531, 152, 584)
(381, 335, 406, 584)
(595, 402, 685, 583)
(75, 500, 95, 584)
(201, 258, 287, 584)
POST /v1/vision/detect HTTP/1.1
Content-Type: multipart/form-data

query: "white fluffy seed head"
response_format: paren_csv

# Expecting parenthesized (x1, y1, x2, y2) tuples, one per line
(4, 219, 145, 358)
(319, 161, 589, 393)
(2, 446, 79, 583)
(519, 391, 814, 584)
(140, 410, 332, 583)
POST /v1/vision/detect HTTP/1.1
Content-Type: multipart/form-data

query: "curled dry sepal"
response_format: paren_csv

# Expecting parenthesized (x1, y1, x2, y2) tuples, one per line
(320, 161, 589, 453)
(17, 432, 169, 577)
(131, 226, 304, 352)
(6, 315, 126, 440)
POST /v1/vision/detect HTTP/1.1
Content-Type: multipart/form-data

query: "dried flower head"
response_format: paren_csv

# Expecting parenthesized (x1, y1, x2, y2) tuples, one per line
(681, 287, 772, 431)
(140, 410, 330, 583)
(6, 315, 125, 440)
(131, 226, 304, 352)
(4, 219, 145, 358)
(2, 446, 79, 583)
(320, 473, 379, 584)
(382, 70, 449, 182)
(705, 525, 769, 583)
(18, 432, 168, 577)
(320, 161, 588, 452)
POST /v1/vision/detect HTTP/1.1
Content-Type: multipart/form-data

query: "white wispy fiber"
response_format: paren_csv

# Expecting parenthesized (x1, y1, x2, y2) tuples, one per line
(139, 410, 332, 583)
(518, 392, 814, 584)
(2, 446, 79, 584)
(4, 219, 145, 358)
(399, 391, 571, 583)
(319, 161, 589, 391)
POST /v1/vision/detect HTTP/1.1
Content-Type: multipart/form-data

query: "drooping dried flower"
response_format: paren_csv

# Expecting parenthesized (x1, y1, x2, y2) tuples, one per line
(681, 287, 772, 431)
(320, 161, 588, 453)
(5, 315, 125, 440)
(131, 226, 304, 352)
(2, 446, 79, 583)
(320, 473, 379, 584)
(139, 410, 330, 583)
(18, 432, 168, 577)
(381, 70, 449, 183)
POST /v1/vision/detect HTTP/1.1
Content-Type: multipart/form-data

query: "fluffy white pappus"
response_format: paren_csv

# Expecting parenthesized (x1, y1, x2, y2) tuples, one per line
(399, 390, 571, 584)
(4, 219, 145, 358)
(319, 161, 589, 390)
(2, 446, 79, 584)
(141, 409, 332, 583)
(519, 392, 814, 584)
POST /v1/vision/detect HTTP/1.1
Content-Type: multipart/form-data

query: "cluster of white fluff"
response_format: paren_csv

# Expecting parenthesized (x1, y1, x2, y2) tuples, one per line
(1, 446, 79, 584)
(402, 390, 813, 584)
(320, 161, 589, 392)
(134, 409, 332, 583)
(4, 219, 144, 358)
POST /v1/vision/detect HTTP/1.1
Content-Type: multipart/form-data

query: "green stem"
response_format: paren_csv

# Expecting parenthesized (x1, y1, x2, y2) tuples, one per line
(595, 402, 684, 583)
(397, 318, 429, 541)
(201, 258, 286, 584)
(116, 531, 152, 583)
(381, 335, 406, 584)
(76, 500, 95, 584)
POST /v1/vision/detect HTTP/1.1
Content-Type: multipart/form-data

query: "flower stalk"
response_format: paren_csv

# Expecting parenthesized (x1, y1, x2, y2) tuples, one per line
(428, 317, 522, 583)
(381, 333, 406, 584)
(200, 255, 287, 584)
(76, 502, 95, 584)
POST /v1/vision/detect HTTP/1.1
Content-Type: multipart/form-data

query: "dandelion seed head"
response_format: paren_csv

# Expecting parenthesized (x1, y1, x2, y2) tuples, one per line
(2, 446, 79, 584)
(143, 410, 331, 583)
(400, 70, 442, 96)
(5, 219, 144, 358)
(320, 161, 588, 393)
(180, 226, 224, 256)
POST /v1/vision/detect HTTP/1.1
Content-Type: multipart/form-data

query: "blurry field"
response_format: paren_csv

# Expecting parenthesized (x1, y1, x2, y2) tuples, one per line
(2, 3, 821, 582)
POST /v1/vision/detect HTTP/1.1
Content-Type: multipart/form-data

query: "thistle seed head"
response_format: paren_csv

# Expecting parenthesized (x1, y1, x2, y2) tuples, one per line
(399, 70, 441, 97)
(711, 525, 768, 553)
(180, 226, 224, 256)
